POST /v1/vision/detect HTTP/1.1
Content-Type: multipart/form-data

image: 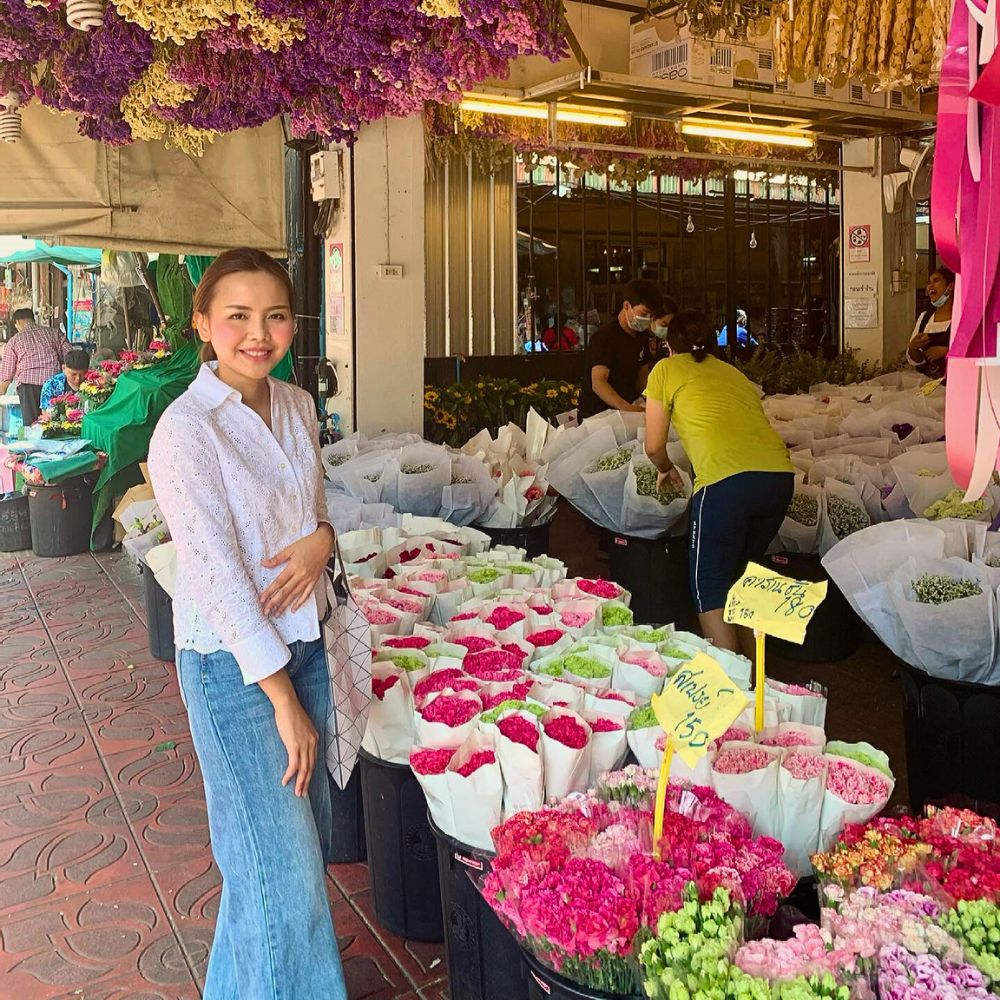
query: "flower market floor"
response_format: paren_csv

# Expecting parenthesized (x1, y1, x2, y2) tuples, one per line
(0, 505, 909, 1000)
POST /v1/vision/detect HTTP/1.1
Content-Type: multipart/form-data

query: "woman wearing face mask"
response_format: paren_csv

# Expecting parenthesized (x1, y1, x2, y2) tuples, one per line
(906, 267, 955, 381)
(148, 249, 347, 1000)
(577, 279, 666, 418)
(644, 309, 793, 656)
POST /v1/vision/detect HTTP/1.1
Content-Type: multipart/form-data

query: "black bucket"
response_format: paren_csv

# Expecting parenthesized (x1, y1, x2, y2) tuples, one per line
(606, 531, 696, 631)
(429, 817, 527, 1000)
(27, 474, 94, 557)
(476, 521, 553, 560)
(900, 662, 1000, 811)
(142, 566, 175, 662)
(358, 748, 443, 941)
(766, 552, 860, 663)
(0, 493, 31, 552)
(327, 765, 366, 864)
(522, 950, 642, 1000)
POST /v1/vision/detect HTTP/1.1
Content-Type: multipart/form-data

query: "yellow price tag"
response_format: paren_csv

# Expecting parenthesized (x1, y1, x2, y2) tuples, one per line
(920, 377, 944, 396)
(651, 652, 749, 769)
(723, 561, 828, 645)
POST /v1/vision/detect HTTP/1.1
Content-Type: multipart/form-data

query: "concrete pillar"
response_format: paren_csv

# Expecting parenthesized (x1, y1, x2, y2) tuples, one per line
(323, 115, 426, 436)
(840, 138, 917, 364)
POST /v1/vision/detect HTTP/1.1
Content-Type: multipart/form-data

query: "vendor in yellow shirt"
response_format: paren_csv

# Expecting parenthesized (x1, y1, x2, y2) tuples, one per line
(644, 309, 793, 656)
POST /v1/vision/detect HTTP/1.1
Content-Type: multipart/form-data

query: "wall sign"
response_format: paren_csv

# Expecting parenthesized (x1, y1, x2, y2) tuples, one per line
(848, 224, 871, 263)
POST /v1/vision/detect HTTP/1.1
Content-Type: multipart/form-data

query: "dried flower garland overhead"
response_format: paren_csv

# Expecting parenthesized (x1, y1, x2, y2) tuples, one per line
(0, 0, 565, 154)
(772, 0, 949, 90)
(424, 103, 840, 183)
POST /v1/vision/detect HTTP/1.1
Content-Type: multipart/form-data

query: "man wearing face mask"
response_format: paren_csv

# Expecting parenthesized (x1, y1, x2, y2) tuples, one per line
(578, 279, 667, 419)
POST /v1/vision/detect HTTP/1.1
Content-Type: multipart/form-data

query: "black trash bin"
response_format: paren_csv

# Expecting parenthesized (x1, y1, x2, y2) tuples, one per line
(141, 566, 175, 662)
(606, 531, 696, 631)
(0, 493, 31, 551)
(358, 748, 443, 941)
(430, 817, 527, 1000)
(522, 949, 642, 1000)
(327, 766, 366, 864)
(766, 552, 860, 663)
(27, 474, 94, 557)
(900, 662, 1000, 811)
(476, 521, 553, 560)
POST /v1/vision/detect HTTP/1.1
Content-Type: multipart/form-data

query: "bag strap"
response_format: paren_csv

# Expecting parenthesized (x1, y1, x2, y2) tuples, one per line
(322, 537, 353, 620)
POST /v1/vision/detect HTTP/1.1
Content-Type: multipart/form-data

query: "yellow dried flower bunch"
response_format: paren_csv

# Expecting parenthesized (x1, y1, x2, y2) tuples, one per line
(419, 0, 462, 17)
(110, 0, 304, 50)
(119, 50, 214, 156)
(772, 0, 949, 90)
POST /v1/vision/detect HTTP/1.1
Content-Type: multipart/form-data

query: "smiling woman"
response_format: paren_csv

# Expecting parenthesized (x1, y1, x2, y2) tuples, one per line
(147, 248, 346, 1000)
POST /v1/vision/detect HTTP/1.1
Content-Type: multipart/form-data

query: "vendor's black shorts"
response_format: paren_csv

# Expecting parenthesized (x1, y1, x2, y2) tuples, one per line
(688, 471, 794, 613)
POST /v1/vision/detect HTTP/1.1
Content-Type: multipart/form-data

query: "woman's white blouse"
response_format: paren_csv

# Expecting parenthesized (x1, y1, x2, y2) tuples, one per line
(148, 363, 329, 685)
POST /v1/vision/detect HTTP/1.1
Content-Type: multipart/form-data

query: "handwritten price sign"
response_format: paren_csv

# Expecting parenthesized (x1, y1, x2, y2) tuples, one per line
(723, 562, 828, 645)
(651, 652, 749, 768)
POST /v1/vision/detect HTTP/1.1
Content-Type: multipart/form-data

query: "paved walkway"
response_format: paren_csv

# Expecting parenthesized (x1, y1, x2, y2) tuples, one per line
(0, 549, 446, 1000)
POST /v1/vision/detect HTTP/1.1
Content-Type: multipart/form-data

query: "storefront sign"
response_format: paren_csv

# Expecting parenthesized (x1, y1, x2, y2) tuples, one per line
(723, 561, 827, 645)
(848, 224, 871, 262)
(651, 652, 748, 768)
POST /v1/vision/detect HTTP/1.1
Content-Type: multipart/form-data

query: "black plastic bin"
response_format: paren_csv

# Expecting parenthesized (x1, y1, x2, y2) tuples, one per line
(766, 552, 860, 663)
(27, 474, 94, 557)
(522, 949, 642, 1000)
(476, 521, 553, 560)
(0, 493, 31, 551)
(606, 531, 696, 631)
(429, 817, 527, 1000)
(142, 566, 175, 662)
(327, 766, 366, 864)
(358, 748, 443, 941)
(900, 662, 1000, 811)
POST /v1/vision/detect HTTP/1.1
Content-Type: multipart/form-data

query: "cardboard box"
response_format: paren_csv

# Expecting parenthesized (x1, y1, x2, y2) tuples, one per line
(112, 462, 155, 543)
(733, 42, 775, 93)
(629, 16, 735, 88)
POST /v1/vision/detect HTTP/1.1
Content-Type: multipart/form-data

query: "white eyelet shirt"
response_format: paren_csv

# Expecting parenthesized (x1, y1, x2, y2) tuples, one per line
(148, 362, 329, 685)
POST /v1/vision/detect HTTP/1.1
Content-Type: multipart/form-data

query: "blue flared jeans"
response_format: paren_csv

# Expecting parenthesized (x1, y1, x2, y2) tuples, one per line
(178, 638, 347, 1000)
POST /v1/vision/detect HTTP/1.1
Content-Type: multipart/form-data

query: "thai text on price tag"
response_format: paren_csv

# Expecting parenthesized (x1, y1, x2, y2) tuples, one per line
(651, 652, 749, 768)
(723, 561, 828, 644)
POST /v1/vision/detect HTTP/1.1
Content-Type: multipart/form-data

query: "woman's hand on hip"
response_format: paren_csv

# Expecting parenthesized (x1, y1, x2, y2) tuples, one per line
(274, 694, 319, 797)
(260, 524, 336, 617)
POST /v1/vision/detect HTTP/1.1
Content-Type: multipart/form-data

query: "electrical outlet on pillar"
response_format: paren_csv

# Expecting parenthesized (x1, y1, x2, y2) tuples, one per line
(377, 263, 403, 279)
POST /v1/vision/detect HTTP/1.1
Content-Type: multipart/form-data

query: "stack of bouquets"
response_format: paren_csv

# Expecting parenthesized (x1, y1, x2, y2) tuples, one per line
(806, 807, 1000, 997)
(481, 775, 796, 996)
(824, 519, 1000, 685)
(462, 410, 559, 529)
(36, 392, 84, 437)
(322, 435, 497, 525)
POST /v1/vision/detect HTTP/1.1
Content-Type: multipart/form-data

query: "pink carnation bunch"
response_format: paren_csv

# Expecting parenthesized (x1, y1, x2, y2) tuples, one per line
(383, 636, 430, 649)
(544, 715, 589, 750)
(713, 747, 774, 775)
(485, 606, 526, 630)
(372, 675, 401, 701)
(826, 759, 890, 805)
(497, 714, 540, 751)
(526, 628, 565, 648)
(363, 604, 400, 626)
(410, 747, 457, 775)
(713, 725, 752, 748)
(453, 635, 497, 653)
(419, 694, 482, 726)
(454, 749, 496, 777)
(464, 649, 523, 677)
(761, 731, 818, 748)
(412, 668, 466, 701)
(783, 752, 827, 780)
(577, 579, 622, 599)
(589, 717, 624, 734)
(560, 611, 594, 628)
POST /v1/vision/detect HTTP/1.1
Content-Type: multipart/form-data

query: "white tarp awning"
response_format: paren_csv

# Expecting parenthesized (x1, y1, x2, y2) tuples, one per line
(0, 104, 286, 255)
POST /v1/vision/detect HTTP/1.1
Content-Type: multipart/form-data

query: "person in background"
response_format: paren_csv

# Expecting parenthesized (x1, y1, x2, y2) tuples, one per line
(148, 249, 347, 1000)
(643, 309, 793, 656)
(0, 308, 70, 425)
(906, 266, 955, 381)
(717, 308, 756, 348)
(577, 279, 666, 419)
(40, 348, 91, 409)
(641, 296, 680, 384)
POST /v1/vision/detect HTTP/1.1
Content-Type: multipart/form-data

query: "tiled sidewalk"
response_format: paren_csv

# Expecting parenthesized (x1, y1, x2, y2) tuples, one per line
(0, 549, 446, 1000)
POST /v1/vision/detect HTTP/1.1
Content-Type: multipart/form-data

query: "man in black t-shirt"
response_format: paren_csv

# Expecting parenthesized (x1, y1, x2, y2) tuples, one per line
(578, 280, 670, 419)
